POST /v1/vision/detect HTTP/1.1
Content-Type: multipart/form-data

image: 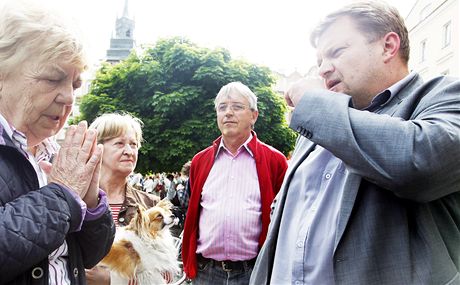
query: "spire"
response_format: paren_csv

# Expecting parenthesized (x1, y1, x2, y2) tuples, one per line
(106, 0, 135, 63)
(122, 0, 129, 18)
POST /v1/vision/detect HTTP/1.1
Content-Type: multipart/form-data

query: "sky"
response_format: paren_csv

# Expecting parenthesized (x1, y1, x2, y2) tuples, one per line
(48, 0, 416, 75)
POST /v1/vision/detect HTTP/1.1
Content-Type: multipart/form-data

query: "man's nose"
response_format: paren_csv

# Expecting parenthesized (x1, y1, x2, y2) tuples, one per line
(318, 59, 334, 78)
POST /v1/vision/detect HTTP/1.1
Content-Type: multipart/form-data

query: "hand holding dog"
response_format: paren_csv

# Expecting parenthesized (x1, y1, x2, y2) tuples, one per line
(47, 121, 102, 201)
(285, 76, 326, 108)
(85, 266, 110, 285)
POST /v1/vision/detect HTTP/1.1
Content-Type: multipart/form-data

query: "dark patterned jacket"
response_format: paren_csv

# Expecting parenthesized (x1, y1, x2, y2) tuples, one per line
(0, 128, 115, 284)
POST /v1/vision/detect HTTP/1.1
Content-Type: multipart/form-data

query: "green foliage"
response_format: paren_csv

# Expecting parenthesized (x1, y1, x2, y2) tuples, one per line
(79, 37, 296, 172)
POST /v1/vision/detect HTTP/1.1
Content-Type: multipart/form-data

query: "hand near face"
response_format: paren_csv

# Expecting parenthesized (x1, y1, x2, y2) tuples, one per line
(285, 76, 326, 108)
(48, 121, 102, 200)
(84, 139, 103, 209)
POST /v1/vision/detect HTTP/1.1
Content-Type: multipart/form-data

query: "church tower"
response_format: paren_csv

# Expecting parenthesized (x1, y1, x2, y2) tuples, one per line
(106, 0, 135, 63)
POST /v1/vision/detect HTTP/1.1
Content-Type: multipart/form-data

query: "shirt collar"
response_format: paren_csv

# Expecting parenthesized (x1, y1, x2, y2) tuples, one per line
(0, 113, 29, 158)
(364, 71, 417, 112)
(0, 112, 14, 141)
(216, 133, 254, 158)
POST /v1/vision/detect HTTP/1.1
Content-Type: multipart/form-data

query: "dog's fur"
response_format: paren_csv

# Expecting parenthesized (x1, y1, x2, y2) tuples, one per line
(101, 199, 180, 284)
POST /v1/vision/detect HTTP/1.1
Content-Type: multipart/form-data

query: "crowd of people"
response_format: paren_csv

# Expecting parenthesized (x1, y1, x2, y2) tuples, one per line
(1, 0, 459, 285)
(128, 164, 191, 237)
(129, 169, 189, 201)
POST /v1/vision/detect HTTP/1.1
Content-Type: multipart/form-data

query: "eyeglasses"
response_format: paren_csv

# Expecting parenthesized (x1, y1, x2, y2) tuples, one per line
(217, 103, 249, 113)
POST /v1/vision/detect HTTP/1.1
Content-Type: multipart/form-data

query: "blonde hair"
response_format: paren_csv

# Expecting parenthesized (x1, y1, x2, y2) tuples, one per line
(310, 1, 409, 63)
(0, 0, 87, 77)
(89, 113, 144, 147)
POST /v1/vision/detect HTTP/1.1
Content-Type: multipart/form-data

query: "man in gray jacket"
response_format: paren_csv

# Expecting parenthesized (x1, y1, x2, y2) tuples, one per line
(250, 1, 460, 284)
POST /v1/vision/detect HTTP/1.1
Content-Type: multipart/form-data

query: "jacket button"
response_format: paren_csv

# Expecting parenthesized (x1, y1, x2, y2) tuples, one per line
(73, 267, 79, 277)
(31, 267, 44, 279)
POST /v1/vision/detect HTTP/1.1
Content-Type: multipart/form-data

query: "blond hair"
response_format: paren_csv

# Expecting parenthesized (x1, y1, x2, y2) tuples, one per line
(310, 1, 410, 63)
(0, 0, 87, 77)
(89, 113, 144, 147)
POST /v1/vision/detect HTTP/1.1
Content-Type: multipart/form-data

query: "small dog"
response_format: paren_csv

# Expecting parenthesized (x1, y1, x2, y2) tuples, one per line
(101, 199, 180, 284)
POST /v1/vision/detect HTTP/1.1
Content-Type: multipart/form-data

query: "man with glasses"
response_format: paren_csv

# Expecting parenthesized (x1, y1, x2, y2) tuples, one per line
(182, 82, 288, 284)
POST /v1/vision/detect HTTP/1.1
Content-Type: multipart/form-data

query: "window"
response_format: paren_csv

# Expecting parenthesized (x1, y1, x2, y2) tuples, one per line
(420, 40, 427, 63)
(442, 21, 451, 48)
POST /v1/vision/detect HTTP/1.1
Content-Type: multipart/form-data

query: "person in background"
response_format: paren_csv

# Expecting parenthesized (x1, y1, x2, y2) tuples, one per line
(165, 173, 177, 201)
(0, 0, 115, 284)
(85, 113, 160, 285)
(182, 82, 288, 284)
(129, 172, 143, 190)
(177, 160, 192, 209)
(143, 175, 155, 194)
(250, 1, 460, 284)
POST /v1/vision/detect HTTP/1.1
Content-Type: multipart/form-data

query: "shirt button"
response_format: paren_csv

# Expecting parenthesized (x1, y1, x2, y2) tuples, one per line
(295, 281, 301, 285)
(325, 173, 331, 179)
(296, 241, 303, 248)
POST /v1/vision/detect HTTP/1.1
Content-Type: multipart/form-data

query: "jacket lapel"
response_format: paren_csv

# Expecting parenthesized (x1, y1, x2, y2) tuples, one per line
(253, 137, 315, 284)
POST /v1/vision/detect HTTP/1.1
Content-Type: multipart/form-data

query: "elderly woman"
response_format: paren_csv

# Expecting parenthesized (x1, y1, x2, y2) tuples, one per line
(0, 1, 115, 284)
(86, 113, 160, 285)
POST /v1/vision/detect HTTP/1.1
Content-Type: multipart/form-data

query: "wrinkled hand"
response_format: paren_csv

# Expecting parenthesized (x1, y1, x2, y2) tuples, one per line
(48, 121, 102, 200)
(84, 137, 103, 208)
(285, 76, 325, 108)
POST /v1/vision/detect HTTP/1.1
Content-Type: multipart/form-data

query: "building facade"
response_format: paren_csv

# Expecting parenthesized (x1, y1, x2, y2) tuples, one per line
(406, 0, 459, 79)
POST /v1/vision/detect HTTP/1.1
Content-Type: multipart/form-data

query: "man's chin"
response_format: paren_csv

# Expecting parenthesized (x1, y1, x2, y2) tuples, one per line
(222, 129, 238, 137)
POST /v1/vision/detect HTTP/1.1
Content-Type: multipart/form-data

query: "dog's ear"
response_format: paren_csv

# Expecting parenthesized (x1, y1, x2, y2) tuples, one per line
(136, 204, 147, 215)
(126, 203, 148, 233)
(156, 198, 173, 210)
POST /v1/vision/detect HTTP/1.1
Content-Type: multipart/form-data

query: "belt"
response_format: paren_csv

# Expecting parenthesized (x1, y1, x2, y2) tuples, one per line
(197, 254, 256, 272)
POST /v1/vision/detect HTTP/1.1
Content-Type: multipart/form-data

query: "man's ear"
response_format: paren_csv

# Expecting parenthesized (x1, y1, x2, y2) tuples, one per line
(382, 32, 401, 63)
(251, 110, 259, 126)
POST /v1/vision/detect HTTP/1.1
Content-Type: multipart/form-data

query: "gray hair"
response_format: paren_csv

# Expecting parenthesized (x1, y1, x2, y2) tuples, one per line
(0, 0, 87, 77)
(214, 82, 258, 111)
(310, 1, 410, 63)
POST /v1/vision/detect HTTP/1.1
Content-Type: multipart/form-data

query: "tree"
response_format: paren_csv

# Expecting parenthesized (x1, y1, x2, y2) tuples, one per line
(78, 37, 297, 173)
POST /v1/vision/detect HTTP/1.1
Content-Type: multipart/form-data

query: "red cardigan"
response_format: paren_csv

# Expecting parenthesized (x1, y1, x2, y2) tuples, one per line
(182, 132, 288, 279)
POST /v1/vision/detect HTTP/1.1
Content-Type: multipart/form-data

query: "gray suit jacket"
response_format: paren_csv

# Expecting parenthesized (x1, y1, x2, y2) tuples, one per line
(250, 74, 460, 285)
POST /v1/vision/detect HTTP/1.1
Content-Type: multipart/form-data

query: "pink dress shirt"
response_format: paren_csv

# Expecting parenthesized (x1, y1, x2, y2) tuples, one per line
(196, 136, 261, 261)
